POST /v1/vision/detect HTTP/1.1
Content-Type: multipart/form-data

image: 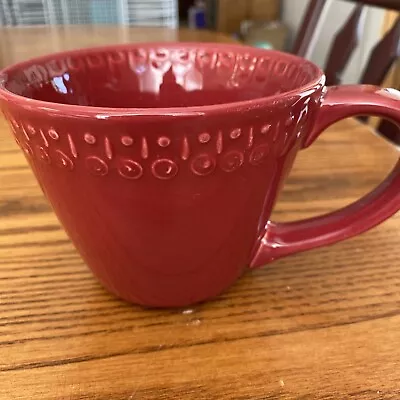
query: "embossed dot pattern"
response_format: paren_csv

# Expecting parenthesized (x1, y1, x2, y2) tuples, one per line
(230, 129, 241, 139)
(27, 125, 36, 135)
(85, 156, 108, 176)
(121, 136, 133, 146)
(54, 150, 74, 170)
(249, 144, 269, 166)
(48, 128, 59, 140)
(152, 159, 178, 179)
(158, 136, 171, 147)
(191, 154, 216, 176)
(5, 95, 313, 179)
(84, 133, 96, 144)
(118, 159, 143, 180)
(198, 133, 211, 144)
(36, 146, 50, 164)
(220, 151, 244, 172)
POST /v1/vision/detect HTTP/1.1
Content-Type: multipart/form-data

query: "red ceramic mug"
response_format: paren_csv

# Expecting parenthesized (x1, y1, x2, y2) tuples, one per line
(0, 43, 399, 307)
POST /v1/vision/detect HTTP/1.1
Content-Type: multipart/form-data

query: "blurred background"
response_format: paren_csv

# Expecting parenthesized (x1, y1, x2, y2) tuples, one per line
(0, 0, 399, 90)
(0, 0, 399, 87)
(0, 0, 178, 27)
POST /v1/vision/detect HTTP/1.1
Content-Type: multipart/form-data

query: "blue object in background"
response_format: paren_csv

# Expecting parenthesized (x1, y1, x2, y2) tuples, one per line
(195, 9, 206, 28)
(188, 0, 206, 29)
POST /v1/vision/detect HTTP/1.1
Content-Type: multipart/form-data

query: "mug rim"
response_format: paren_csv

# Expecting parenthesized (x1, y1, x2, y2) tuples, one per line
(0, 42, 326, 118)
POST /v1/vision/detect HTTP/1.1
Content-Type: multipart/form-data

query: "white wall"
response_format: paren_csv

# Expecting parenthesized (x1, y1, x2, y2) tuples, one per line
(282, 0, 385, 84)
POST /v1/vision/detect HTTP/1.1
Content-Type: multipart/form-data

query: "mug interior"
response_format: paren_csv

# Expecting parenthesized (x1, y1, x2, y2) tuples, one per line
(1, 43, 322, 109)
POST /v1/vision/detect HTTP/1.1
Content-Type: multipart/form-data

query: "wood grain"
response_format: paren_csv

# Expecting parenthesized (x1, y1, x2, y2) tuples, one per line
(0, 26, 237, 67)
(0, 26, 400, 400)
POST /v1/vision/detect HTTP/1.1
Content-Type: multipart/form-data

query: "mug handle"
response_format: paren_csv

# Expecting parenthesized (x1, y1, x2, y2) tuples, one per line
(250, 85, 400, 268)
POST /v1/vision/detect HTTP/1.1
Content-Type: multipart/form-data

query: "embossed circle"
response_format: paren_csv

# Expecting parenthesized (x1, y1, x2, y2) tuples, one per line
(220, 151, 244, 172)
(54, 150, 74, 170)
(23, 143, 33, 157)
(155, 49, 169, 60)
(66, 57, 85, 71)
(107, 51, 126, 65)
(191, 154, 216, 176)
(46, 59, 67, 76)
(230, 128, 241, 139)
(84, 133, 96, 144)
(198, 132, 211, 143)
(27, 124, 36, 135)
(118, 159, 143, 180)
(85, 156, 108, 176)
(48, 128, 59, 140)
(157, 136, 171, 147)
(86, 54, 105, 68)
(121, 135, 133, 146)
(219, 52, 235, 68)
(249, 144, 269, 166)
(177, 50, 190, 62)
(36, 146, 50, 164)
(198, 51, 213, 66)
(152, 159, 178, 180)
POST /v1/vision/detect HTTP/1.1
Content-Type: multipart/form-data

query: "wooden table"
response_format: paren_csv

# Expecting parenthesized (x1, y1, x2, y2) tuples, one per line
(0, 25, 237, 67)
(1, 26, 400, 400)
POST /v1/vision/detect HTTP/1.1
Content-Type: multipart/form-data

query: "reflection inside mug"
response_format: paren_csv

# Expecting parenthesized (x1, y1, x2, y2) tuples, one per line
(2, 46, 320, 108)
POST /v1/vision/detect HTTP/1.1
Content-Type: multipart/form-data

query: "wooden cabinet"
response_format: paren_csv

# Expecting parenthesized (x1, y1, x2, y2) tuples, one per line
(248, 0, 280, 22)
(216, 0, 248, 33)
(208, 0, 279, 33)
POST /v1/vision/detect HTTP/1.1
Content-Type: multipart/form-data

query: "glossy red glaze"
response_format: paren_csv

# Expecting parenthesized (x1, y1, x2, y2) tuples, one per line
(0, 43, 399, 307)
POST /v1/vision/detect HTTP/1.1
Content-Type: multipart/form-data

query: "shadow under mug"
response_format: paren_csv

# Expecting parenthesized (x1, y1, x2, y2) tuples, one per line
(0, 43, 399, 307)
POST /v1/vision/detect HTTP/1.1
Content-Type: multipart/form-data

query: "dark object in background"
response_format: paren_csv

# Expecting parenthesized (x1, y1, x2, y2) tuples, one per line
(358, 17, 400, 145)
(179, 0, 194, 22)
(292, 0, 325, 57)
(292, 0, 400, 146)
(324, 4, 364, 86)
(205, 0, 217, 30)
(345, 0, 400, 10)
(188, 0, 206, 29)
